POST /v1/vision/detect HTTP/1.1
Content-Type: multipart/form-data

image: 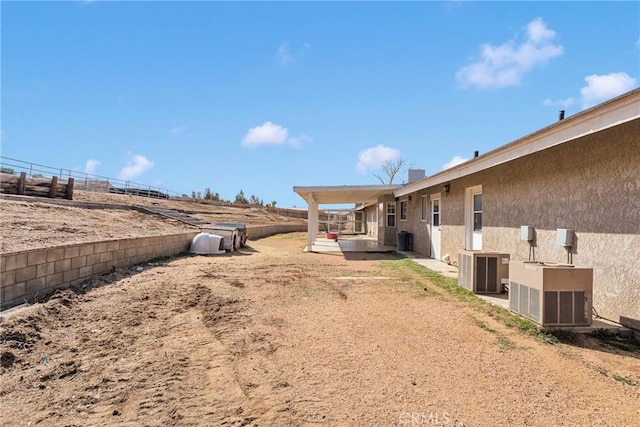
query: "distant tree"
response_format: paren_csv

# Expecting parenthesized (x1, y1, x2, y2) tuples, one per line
(181, 193, 188, 198)
(204, 187, 213, 200)
(32, 173, 45, 178)
(1, 167, 15, 175)
(373, 158, 412, 184)
(234, 190, 248, 204)
(249, 194, 261, 205)
(191, 191, 198, 199)
(270, 201, 277, 208)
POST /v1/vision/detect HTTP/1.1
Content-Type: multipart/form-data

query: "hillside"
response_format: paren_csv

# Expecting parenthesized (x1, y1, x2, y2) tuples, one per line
(0, 191, 307, 253)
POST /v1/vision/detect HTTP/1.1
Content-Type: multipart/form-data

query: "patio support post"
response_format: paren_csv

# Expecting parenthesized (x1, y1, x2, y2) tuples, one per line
(307, 193, 318, 249)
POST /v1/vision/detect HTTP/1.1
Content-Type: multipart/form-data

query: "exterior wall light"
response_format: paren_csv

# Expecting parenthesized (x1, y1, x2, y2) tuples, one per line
(443, 183, 450, 194)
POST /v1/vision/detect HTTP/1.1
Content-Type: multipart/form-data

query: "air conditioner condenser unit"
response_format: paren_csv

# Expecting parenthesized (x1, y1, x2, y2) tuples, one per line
(509, 261, 593, 327)
(458, 250, 510, 293)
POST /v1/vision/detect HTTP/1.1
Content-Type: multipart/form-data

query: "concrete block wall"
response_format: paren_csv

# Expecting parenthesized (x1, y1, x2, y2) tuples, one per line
(0, 231, 199, 310)
(247, 224, 307, 240)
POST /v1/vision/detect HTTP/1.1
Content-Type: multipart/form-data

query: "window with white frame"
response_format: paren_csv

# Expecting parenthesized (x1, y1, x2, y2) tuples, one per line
(400, 200, 408, 221)
(473, 193, 482, 231)
(386, 202, 396, 227)
(432, 198, 440, 227)
(421, 195, 428, 221)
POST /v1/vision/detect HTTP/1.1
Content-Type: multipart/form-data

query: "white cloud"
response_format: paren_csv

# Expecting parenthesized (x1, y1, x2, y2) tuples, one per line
(241, 121, 288, 147)
(580, 72, 637, 109)
(84, 159, 101, 175)
(240, 121, 309, 149)
(170, 126, 187, 136)
(356, 145, 401, 174)
(275, 42, 310, 65)
(441, 155, 469, 170)
(276, 43, 293, 65)
(456, 17, 563, 89)
(526, 17, 556, 44)
(543, 97, 576, 109)
(117, 153, 154, 181)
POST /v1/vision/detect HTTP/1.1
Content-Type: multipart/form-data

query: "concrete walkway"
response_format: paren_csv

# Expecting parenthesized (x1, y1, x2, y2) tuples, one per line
(398, 251, 459, 278)
(400, 252, 510, 310)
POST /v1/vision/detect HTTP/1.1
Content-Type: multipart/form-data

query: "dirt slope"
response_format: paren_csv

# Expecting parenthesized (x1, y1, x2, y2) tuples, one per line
(0, 191, 306, 253)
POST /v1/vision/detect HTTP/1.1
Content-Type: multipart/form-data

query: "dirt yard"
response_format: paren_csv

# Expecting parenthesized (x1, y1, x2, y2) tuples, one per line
(0, 194, 639, 426)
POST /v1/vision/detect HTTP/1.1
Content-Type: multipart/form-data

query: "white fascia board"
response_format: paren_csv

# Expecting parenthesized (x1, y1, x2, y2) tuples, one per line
(293, 184, 403, 193)
(293, 184, 403, 205)
(395, 89, 640, 198)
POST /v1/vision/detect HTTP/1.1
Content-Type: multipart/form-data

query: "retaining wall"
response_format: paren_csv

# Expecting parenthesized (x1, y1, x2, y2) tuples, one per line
(247, 224, 307, 239)
(0, 232, 199, 310)
(0, 225, 306, 310)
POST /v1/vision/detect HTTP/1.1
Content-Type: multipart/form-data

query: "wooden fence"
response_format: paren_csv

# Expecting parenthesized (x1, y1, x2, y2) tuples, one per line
(0, 172, 74, 200)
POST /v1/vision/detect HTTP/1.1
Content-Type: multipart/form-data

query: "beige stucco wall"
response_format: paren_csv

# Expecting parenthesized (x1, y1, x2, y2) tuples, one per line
(483, 119, 639, 322)
(399, 118, 640, 322)
(394, 190, 430, 254)
(362, 204, 378, 238)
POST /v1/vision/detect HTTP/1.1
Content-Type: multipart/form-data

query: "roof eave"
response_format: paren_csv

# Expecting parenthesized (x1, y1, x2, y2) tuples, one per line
(394, 88, 640, 198)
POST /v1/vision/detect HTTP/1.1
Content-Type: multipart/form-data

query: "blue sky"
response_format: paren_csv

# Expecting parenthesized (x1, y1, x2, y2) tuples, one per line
(2, 1, 638, 207)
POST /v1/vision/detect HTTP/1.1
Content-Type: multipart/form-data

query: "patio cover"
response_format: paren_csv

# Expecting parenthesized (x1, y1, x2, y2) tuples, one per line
(293, 184, 402, 249)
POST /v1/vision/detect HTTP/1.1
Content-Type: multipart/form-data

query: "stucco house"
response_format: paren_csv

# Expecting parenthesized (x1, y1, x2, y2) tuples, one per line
(294, 88, 639, 328)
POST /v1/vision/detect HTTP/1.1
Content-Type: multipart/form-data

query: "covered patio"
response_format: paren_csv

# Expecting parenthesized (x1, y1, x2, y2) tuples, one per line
(293, 184, 402, 253)
(305, 236, 397, 253)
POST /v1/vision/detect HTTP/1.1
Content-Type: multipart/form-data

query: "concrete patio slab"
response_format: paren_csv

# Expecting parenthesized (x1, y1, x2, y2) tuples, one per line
(304, 237, 396, 253)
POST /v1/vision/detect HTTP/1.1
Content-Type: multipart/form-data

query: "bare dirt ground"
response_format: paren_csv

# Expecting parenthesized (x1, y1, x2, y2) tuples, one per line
(0, 191, 305, 253)
(1, 194, 639, 426)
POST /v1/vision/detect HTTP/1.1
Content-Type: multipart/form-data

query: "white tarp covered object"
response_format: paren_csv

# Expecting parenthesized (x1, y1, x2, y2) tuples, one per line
(201, 225, 239, 251)
(190, 232, 226, 255)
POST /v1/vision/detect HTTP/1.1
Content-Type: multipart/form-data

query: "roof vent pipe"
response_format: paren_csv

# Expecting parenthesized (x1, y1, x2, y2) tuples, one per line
(559, 110, 565, 121)
(474, 151, 479, 158)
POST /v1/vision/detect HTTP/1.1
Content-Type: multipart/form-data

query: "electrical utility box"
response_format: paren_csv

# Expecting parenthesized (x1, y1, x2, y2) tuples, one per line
(521, 225, 534, 241)
(556, 228, 574, 247)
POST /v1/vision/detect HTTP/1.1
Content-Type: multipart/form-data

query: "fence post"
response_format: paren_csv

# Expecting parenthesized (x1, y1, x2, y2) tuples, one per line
(17, 172, 26, 195)
(66, 178, 74, 200)
(49, 176, 58, 198)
